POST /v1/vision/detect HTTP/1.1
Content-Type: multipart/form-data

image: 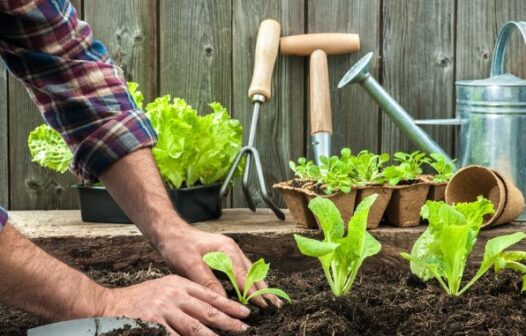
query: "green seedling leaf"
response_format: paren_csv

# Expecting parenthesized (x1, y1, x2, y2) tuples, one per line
(296, 194, 380, 297)
(203, 252, 241, 300)
(203, 252, 290, 305)
(243, 259, 269, 298)
(294, 235, 339, 257)
(428, 152, 456, 183)
(247, 288, 292, 303)
(308, 197, 344, 242)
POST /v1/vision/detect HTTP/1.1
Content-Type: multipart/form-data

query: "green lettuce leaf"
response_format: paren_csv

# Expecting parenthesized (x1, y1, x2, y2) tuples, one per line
(28, 125, 72, 174)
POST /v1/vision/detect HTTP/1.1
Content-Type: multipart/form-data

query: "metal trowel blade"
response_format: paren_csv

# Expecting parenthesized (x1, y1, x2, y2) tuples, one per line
(27, 317, 160, 336)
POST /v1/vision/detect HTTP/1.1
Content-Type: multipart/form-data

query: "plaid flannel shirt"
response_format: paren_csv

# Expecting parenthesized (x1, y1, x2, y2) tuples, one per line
(0, 0, 157, 182)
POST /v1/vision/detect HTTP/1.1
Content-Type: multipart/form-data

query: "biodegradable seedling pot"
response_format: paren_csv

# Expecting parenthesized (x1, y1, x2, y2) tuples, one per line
(355, 185, 393, 229)
(420, 174, 447, 201)
(273, 182, 317, 229)
(306, 189, 358, 227)
(75, 183, 223, 224)
(385, 182, 430, 227)
(445, 165, 525, 227)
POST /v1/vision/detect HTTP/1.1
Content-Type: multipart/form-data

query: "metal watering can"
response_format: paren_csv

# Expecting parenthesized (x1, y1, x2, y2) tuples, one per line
(338, 21, 526, 221)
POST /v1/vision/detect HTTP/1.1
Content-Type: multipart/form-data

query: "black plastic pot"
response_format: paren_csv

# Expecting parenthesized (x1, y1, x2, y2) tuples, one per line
(74, 183, 223, 224)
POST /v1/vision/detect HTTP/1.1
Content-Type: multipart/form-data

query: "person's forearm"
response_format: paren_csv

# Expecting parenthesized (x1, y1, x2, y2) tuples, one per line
(99, 148, 188, 247)
(0, 223, 107, 321)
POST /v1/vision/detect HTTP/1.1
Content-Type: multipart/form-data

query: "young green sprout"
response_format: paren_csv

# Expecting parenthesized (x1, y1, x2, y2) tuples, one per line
(202, 252, 291, 305)
(428, 152, 456, 183)
(294, 194, 381, 297)
(401, 197, 526, 296)
(383, 150, 430, 185)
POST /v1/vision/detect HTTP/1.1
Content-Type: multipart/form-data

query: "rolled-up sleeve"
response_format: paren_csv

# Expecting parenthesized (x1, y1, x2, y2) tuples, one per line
(0, 207, 7, 231)
(0, 0, 157, 181)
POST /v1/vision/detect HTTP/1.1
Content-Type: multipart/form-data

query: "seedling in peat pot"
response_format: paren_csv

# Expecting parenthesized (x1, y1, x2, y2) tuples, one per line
(401, 197, 526, 295)
(383, 151, 429, 185)
(428, 152, 456, 183)
(289, 157, 321, 181)
(294, 194, 381, 297)
(203, 252, 291, 305)
(346, 150, 390, 186)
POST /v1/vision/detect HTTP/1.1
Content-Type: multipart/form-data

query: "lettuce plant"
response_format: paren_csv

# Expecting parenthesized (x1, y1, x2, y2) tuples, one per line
(28, 124, 72, 174)
(289, 157, 320, 180)
(383, 151, 429, 185)
(28, 82, 243, 189)
(428, 152, 456, 183)
(318, 155, 352, 194)
(402, 197, 526, 295)
(147, 97, 243, 188)
(203, 252, 291, 305)
(346, 150, 390, 186)
(294, 194, 381, 297)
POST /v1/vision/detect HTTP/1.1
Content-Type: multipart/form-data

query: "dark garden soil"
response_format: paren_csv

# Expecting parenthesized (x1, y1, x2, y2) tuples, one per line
(0, 263, 524, 336)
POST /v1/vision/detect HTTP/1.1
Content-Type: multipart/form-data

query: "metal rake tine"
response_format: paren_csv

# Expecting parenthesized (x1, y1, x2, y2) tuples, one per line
(242, 152, 257, 212)
(248, 148, 285, 220)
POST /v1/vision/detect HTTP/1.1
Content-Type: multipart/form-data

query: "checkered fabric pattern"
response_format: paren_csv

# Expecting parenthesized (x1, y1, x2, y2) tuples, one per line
(0, 207, 7, 232)
(0, 0, 157, 182)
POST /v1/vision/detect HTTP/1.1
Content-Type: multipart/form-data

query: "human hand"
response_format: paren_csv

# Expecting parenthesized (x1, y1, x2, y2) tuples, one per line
(102, 274, 250, 336)
(156, 225, 282, 308)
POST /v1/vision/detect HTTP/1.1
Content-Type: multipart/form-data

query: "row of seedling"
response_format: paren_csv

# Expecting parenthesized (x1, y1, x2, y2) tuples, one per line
(203, 195, 526, 307)
(274, 149, 456, 229)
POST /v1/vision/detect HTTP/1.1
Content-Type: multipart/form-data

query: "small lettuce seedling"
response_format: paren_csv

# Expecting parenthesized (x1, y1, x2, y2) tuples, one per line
(347, 150, 390, 186)
(428, 152, 456, 183)
(383, 151, 429, 185)
(203, 252, 291, 305)
(289, 157, 321, 180)
(401, 197, 526, 295)
(294, 194, 381, 297)
(318, 155, 353, 194)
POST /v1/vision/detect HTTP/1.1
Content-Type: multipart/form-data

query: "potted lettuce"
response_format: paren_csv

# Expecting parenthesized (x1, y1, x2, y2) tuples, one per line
(27, 83, 243, 223)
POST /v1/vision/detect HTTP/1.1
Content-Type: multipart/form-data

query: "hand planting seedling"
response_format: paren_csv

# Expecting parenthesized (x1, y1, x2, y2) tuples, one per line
(401, 197, 526, 295)
(428, 152, 456, 183)
(203, 252, 291, 305)
(294, 194, 381, 297)
(346, 149, 390, 186)
(383, 150, 429, 185)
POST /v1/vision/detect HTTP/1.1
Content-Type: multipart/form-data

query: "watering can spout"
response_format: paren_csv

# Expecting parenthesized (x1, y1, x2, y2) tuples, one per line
(338, 52, 455, 165)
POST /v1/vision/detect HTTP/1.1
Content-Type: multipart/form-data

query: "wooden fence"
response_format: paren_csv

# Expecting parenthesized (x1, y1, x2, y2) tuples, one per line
(1, 0, 526, 210)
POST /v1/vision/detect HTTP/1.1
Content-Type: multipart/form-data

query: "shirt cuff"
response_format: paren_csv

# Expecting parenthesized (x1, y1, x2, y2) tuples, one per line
(0, 207, 8, 231)
(71, 109, 157, 182)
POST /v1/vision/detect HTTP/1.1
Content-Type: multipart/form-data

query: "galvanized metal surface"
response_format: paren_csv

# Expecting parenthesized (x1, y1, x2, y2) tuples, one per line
(311, 132, 332, 165)
(338, 52, 454, 163)
(455, 21, 526, 220)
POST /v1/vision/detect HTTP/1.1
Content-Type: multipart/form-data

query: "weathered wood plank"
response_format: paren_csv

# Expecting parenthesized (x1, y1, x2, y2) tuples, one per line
(495, 1, 526, 78)
(10, 209, 526, 272)
(232, 0, 305, 208)
(381, 0, 456, 156)
(456, 0, 496, 82)
(307, 0, 381, 156)
(84, 0, 157, 103)
(159, 0, 231, 113)
(8, 78, 78, 210)
(0, 61, 7, 208)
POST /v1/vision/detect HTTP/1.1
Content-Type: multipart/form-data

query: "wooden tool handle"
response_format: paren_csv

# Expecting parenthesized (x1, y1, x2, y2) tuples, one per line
(310, 49, 332, 134)
(281, 33, 360, 56)
(248, 19, 281, 100)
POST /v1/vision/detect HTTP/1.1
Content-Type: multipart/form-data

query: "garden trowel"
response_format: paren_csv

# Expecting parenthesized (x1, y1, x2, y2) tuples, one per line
(309, 49, 333, 165)
(27, 317, 161, 336)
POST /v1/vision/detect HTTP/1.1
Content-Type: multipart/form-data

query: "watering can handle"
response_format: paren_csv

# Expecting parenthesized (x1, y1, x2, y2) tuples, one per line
(490, 21, 526, 77)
